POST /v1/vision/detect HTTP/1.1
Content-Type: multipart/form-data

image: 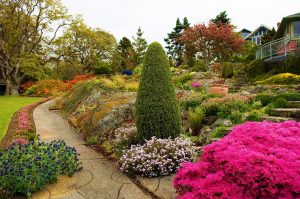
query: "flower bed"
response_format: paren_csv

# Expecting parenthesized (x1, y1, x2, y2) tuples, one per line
(120, 137, 196, 177)
(174, 121, 300, 199)
(0, 98, 50, 149)
(0, 140, 81, 197)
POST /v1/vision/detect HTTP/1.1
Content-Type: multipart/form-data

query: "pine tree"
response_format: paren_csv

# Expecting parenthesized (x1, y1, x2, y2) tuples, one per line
(118, 37, 135, 69)
(211, 11, 231, 25)
(164, 17, 190, 66)
(135, 42, 181, 141)
(132, 27, 148, 65)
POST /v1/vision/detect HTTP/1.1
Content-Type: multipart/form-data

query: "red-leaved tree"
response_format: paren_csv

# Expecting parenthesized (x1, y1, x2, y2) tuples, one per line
(181, 23, 244, 64)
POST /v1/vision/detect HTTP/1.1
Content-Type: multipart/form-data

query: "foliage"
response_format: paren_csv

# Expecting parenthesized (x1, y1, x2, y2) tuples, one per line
(181, 95, 203, 111)
(120, 137, 196, 177)
(94, 62, 113, 75)
(246, 59, 265, 79)
(255, 73, 300, 85)
(174, 73, 193, 84)
(232, 41, 258, 63)
(24, 80, 67, 96)
(209, 126, 231, 139)
(0, 0, 69, 95)
(113, 126, 138, 158)
(282, 55, 300, 74)
(132, 27, 148, 65)
(221, 62, 234, 78)
(246, 110, 264, 122)
(174, 121, 300, 199)
(187, 107, 205, 135)
(54, 18, 118, 73)
(121, 70, 133, 76)
(164, 18, 190, 66)
(276, 92, 300, 101)
(190, 60, 208, 72)
(210, 11, 231, 25)
(118, 37, 135, 69)
(133, 64, 143, 75)
(273, 97, 289, 108)
(255, 93, 273, 106)
(135, 42, 181, 141)
(65, 74, 94, 89)
(261, 28, 276, 45)
(0, 140, 81, 197)
(181, 23, 244, 64)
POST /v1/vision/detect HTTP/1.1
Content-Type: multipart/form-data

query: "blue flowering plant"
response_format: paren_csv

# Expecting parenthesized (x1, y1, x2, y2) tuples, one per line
(0, 140, 82, 197)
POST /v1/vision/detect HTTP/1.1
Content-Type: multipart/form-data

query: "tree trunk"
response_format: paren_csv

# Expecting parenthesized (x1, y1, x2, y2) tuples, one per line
(5, 80, 19, 96)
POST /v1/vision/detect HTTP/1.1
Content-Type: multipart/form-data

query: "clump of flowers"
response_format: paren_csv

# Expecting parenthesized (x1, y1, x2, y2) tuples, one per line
(191, 82, 201, 88)
(11, 138, 29, 146)
(17, 104, 33, 130)
(174, 121, 300, 199)
(0, 140, 81, 197)
(114, 126, 138, 143)
(120, 137, 196, 177)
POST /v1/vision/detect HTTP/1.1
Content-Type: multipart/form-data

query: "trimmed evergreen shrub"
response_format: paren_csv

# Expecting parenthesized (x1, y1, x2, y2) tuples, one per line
(135, 42, 181, 141)
(221, 62, 234, 78)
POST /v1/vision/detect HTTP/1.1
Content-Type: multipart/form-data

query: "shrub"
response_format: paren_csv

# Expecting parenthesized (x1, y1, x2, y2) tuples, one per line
(273, 97, 289, 108)
(24, 80, 67, 96)
(0, 140, 81, 197)
(276, 92, 300, 101)
(255, 73, 300, 85)
(133, 64, 143, 75)
(135, 42, 181, 140)
(255, 93, 273, 106)
(181, 97, 202, 111)
(66, 74, 94, 89)
(174, 73, 193, 84)
(179, 64, 189, 69)
(121, 69, 133, 76)
(94, 62, 112, 75)
(246, 110, 264, 121)
(246, 59, 265, 78)
(209, 126, 231, 139)
(174, 121, 300, 199)
(190, 60, 208, 72)
(221, 62, 234, 78)
(120, 137, 196, 177)
(187, 107, 205, 135)
(283, 55, 300, 74)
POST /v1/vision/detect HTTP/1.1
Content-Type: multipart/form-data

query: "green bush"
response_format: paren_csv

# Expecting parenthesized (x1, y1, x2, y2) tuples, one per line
(181, 98, 202, 111)
(0, 141, 81, 197)
(255, 73, 300, 85)
(246, 59, 265, 79)
(246, 110, 264, 122)
(93, 62, 112, 75)
(273, 97, 289, 108)
(276, 92, 300, 101)
(282, 55, 300, 74)
(221, 62, 234, 78)
(190, 60, 208, 72)
(133, 64, 143, 75)
(187, 107, 205, 135)
(209, 126, 231, 139)
(179, 64, 190, 69)
(135, 42, 181, 141)
(255, 93, 273, 106)
(174, 73, 193, 84)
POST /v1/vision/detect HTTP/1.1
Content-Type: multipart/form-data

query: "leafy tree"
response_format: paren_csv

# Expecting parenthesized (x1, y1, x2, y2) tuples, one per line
(261, 28, 276, 45)
(164, 17, 190, 66)
(53, 18, 119, 74)
(0, 0, 69, 95)
(132, 27, 148, 66)
(181, 23, 244, 64)
(118, 37, 135, 69)
(231, 41, 258, 63)
(135, 42, 181, 141)
(211, 11, 231, 25)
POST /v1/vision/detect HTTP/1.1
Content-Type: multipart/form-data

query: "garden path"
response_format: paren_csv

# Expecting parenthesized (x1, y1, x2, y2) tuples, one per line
(31, 100, 151, 199)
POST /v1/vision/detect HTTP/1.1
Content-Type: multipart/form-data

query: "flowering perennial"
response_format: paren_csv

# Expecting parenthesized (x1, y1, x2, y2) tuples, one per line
(174, 121, 300, 199)
(191, 82, 201, 88)
(120, 137, 196, 177)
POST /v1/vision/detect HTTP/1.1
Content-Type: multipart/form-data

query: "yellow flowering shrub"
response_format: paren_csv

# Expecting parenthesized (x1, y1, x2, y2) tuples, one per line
(255, 73, 300, 85)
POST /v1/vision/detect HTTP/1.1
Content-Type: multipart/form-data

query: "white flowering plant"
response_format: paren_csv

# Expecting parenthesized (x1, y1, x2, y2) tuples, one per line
(120, 137, 196, 177)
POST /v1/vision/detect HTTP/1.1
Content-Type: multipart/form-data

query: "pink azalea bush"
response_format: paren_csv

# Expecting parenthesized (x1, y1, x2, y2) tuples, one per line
(174, 121, 300, 199)
(120, 137, 196, 177)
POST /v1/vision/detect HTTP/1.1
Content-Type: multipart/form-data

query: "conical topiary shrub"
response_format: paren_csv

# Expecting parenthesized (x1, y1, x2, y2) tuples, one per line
(135, 42, 181, 141)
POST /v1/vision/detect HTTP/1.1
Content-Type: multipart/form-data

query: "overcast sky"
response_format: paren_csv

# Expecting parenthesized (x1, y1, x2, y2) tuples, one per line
(61, 0, 300, 45)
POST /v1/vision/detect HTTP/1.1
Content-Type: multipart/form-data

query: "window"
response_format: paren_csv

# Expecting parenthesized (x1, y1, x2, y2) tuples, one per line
(294, 21, 300, 36)
(257, 37, 261, 45)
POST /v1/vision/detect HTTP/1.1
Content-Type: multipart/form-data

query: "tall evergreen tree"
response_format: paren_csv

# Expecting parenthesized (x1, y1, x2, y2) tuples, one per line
(164, 17, 190, 66)
(211, 11, 231, 25)
(118, 37, 135, 69)
(261, 28, 276, 45)
(132, 27, 148, 65)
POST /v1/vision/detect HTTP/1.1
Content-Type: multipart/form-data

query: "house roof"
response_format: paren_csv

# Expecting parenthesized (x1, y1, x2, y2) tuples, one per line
(240, 28, 251, 33)
(244, 24, 271, 40)
(274, 13, 300, 39)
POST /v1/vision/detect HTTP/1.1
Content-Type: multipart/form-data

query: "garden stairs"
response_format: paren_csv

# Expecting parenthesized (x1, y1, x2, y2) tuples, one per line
(263, 101, 300, 122)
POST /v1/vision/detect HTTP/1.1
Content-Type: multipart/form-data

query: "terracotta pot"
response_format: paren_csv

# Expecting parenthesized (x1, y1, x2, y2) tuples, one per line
(208, 85, 228, 96)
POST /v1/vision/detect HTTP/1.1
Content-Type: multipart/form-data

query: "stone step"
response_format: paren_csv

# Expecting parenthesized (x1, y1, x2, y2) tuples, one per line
(288, 101, 300, 108)
(262, 116, 300, 122)
(271, 108, 300, 118)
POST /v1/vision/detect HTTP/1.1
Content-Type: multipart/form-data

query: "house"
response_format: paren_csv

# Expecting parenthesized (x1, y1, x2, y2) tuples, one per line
(243, 25, 271, 45)
(240, 29, 252, 39)
(256, 13, 300, 60)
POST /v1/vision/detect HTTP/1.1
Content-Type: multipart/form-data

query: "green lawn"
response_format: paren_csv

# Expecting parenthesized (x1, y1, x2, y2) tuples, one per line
(0, 96, 42, 141)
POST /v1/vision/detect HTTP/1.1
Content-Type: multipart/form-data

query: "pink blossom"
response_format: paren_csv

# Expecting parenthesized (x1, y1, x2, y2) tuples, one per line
(174, 121, 300, 199)
(191, 82, 201, 88)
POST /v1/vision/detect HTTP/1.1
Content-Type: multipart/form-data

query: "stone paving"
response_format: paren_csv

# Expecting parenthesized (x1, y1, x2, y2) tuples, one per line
(31, 100, 151, 199)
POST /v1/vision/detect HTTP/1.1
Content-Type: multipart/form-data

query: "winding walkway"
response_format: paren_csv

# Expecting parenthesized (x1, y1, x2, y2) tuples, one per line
(32, 100, 150, 199)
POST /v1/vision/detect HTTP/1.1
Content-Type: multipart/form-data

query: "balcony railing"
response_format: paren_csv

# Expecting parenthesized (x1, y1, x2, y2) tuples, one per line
(256, 34, 300, 60)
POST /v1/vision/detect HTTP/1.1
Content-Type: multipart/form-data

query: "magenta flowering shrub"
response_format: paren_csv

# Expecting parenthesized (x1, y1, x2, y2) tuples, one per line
(120, 137, 196, 177)
(174, 121, 300, 199)
(191, 82, 201, 88)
